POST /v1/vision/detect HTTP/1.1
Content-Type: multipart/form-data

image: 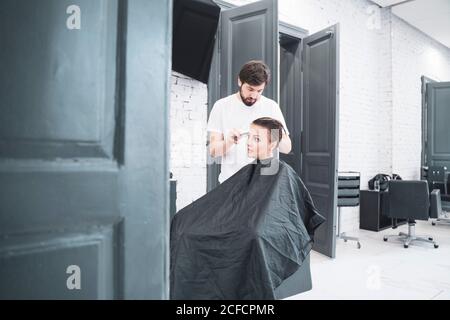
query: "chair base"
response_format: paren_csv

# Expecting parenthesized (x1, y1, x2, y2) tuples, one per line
(431, 210, 450, 226)
(336, 207, 361, 249)
(432, 218, 450, 226)
(337, 232, 361, 249)
(383, 223, 439, 248)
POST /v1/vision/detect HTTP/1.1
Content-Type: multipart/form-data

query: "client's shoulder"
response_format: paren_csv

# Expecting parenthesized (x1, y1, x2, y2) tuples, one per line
(277, 160, 305, 185)
(278, 159, 295, 173)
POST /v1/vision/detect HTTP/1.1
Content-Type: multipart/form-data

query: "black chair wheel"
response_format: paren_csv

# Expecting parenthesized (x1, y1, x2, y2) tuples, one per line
(404, 244, 409, 248)
(344, 239, 347, 242)
(428, 237, 433, 241)
(432, 221, 436, 226)
(383, 237, 388, 242)
(434, 244, 439, 249)
(357, 242, 361, 249)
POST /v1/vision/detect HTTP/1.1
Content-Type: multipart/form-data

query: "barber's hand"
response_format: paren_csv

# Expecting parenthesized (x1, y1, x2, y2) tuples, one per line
(226, 128, 242, 144)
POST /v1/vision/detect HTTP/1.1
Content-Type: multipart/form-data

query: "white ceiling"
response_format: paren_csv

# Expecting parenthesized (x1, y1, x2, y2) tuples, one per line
(370, 0, 410, 7)
(371, 0, 450, 49)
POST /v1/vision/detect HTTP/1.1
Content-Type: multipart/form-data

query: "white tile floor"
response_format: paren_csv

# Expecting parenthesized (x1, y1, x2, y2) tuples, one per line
(287, 220, 450, 300)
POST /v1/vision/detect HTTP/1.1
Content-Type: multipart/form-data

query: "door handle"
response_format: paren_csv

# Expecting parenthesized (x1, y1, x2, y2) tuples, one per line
(299, 131, 304, 154)
(299, 131, 304, 176)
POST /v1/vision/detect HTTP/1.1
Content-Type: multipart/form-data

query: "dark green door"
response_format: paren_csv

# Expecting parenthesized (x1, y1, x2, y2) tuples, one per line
(0, 0, 171, 299)
(301, 24, 339, 258)
(426, 81, 450, 169)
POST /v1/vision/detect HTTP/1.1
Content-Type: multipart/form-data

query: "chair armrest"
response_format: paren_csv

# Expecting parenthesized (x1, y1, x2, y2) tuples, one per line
(430, 189, 442, 219)
(446, 172, 450, 195)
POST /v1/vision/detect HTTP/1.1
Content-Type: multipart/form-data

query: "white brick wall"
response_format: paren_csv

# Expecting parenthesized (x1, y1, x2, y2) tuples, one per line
(391, 14, 450, 180)
(170, 72, 208, 210)
(170, 0, 450, 232)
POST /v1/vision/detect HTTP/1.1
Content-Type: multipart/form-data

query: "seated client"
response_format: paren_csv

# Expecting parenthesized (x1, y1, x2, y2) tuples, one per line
(170, 117, 325, 300)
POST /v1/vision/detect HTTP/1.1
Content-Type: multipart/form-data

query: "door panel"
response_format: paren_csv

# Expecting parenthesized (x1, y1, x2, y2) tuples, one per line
(302, 24, 339, 258)
(421, 76, 436, 172)
(207, 14, 222, 193)
(0, 224, 119, 299)
(427, 82, 450, 169)
(219, 0, 278, 100)
(0, 0, 171, 299)
(0, 0, 117, 159)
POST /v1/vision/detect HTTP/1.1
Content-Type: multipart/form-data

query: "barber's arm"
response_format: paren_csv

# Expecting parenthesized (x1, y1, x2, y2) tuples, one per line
(209, 130, 241, 158)
(278, 131, 292, 154)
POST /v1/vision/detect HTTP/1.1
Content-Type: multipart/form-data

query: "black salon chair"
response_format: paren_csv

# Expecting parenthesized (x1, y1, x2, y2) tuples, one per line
(447, 172, 450, 196)
(430, 189, 450, 226)
(423, 166, 450, 210)
(427, 165, 448, 195)
(383, 180, 439, 249)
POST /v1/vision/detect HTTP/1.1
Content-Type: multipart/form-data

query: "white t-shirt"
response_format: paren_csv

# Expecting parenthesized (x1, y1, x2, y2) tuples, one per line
(207, 93, 289, 184)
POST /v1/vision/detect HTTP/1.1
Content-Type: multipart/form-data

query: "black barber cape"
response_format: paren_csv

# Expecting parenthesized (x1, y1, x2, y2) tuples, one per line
(170, 158, 325, 300)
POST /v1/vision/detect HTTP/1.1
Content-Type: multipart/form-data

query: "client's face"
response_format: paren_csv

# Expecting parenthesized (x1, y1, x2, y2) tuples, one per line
(247, 124, 275, 159)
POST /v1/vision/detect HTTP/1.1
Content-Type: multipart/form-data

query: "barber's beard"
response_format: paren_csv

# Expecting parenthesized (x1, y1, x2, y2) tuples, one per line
(239, 87, 257, 106)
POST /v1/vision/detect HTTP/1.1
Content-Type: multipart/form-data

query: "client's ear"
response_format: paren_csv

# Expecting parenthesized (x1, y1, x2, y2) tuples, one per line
(269, 140, 278, 153)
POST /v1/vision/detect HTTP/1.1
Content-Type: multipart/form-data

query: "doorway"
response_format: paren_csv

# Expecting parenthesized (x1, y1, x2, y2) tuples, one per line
(421, 76, 450, 172)
(421, 75, 450, 209)
(279, 29, 304, 176)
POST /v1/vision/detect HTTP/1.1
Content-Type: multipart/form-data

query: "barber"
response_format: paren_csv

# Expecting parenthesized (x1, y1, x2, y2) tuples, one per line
(207, 60, 292, 184)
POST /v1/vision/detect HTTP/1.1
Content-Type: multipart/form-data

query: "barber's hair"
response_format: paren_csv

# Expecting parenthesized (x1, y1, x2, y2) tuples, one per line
(252, 117, 285, 146)
(239, 60, 271, 86)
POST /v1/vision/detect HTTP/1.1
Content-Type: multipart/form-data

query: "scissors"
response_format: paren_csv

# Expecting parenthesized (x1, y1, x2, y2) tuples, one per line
(234, 131, 249, 143)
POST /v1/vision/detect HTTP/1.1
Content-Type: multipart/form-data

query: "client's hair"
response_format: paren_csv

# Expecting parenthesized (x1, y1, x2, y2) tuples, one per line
(251, 117, 285, 146)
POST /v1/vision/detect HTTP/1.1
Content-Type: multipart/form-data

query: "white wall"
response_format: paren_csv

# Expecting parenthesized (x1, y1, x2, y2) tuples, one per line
(170, 72, 207, 210)
(170, 0, 450, 232)
(391, 14, 450, 180)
